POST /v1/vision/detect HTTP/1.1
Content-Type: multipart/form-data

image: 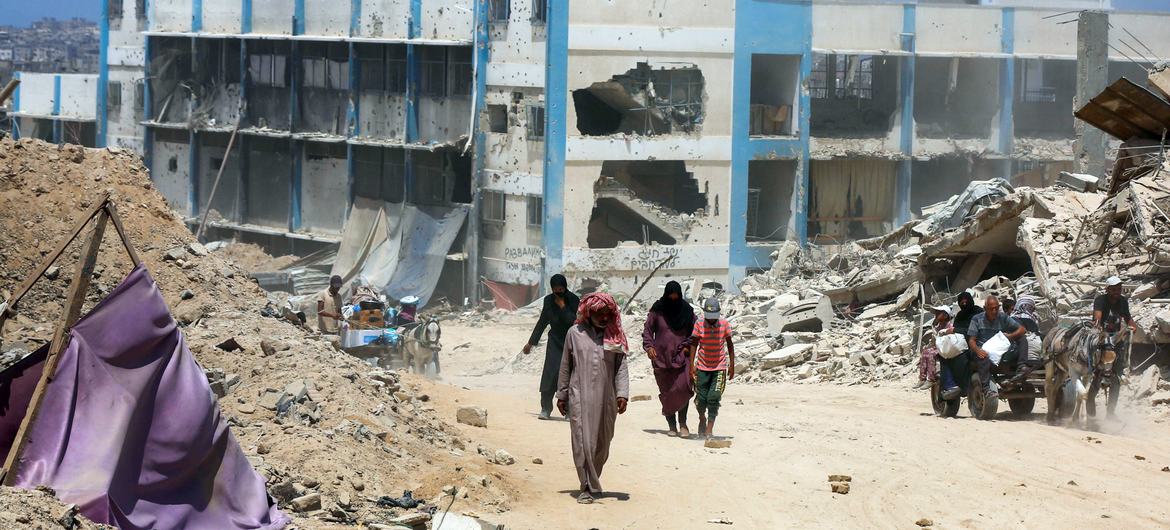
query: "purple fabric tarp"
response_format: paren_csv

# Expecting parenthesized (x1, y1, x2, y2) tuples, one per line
(0, 265, 288, 529)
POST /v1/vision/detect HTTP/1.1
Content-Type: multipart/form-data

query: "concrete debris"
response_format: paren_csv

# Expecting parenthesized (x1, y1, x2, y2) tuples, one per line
(456, 406, 489, 428)
(1057, 171, 1100, 192)
(490, 449, 516, 466)
(289, 492, 321, 512)
(704, 438, 732, 449)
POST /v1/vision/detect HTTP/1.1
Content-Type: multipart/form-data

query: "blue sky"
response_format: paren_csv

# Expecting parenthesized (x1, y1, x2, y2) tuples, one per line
(1, 0, 97, 27)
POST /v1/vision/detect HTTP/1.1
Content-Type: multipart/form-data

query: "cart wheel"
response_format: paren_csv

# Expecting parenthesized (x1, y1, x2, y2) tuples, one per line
(930, 381, 960, 418)
(1008, 397, 1035, 416)
(968, 373, 999, 420)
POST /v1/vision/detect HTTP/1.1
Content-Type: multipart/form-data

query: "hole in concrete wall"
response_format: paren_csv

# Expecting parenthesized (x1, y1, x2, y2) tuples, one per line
(353, 145, 406, 203)
(488, 104, 508, 133)
(168, 156, 178, 172)
(809, 159, 896, 242)
(747, 160, 797, 242)
(572, 62, 704, 136)
(599, 161, 707, 214)
(914, 57, 999, 139)
(810, 54, 899, 138)
(587, 161, 705, 248)
(412, 148, 473, 206)
(298, 42, 350, 135)
(1014, 59, 1075, 139)
(749, 54, 800, 136)
(193, 39, 242, 128)
(246, 39, 292, 130)
(149, 36, 193, 124)
(910, 157, 1005, 216)
(587, 200, 678, 248)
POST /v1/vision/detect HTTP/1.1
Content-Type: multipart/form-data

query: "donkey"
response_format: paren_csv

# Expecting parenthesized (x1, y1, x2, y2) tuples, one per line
(402, 318, 442, 375)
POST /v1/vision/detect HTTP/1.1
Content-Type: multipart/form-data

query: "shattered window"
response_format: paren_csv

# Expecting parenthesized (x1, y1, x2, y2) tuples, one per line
(449, 47, 473, 96)
(108, 0, 123, 26)
(419, 47, 447, 98)
(483, 191, 506, 222)
(249, 51, 287, 88)
(526, 105, 544, 140)
(527, 195, 542, 227)
(301, 43, 349, 90)
(136, 0, 147, 30)
(810, 55, 828, 99)
(1019, 59, 1057, 103)
(532, 0, 547, 24)
(834, 56, 872, 100)
(387, 46, 407, 92)
(650, 68, 703, 131)
(489, 0, 510, 22)
(107, 81, 122, 110)
(358, 44, 406, 93)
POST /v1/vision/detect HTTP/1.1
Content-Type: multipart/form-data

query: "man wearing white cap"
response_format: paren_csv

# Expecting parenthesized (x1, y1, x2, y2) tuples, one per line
(1090, 276, 1136, 417)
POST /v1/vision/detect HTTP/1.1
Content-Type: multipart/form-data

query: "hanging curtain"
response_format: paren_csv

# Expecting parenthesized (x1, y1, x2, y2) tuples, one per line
(809, 160, 896, 241)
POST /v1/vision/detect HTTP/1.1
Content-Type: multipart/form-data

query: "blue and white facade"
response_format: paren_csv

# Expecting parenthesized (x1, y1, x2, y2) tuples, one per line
(12, 0, 1170, 305)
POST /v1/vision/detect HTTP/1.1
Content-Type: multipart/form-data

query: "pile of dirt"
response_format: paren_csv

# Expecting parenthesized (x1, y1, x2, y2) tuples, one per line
(216, 242, 300, 272)
(0, 486, 113, 529)
(0, 139, 516, 528)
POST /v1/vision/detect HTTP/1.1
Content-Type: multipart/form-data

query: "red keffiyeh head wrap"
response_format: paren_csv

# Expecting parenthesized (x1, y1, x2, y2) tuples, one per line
(576, 292, 628, 353)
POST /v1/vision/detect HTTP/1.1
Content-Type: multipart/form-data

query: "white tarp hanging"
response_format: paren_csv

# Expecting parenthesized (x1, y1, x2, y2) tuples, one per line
(331, 199, 467, 308)
(384, 205, 469, 307)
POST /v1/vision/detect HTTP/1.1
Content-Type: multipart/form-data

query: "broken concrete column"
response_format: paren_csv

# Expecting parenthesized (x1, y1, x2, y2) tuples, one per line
(1074, 10, 1109, 179)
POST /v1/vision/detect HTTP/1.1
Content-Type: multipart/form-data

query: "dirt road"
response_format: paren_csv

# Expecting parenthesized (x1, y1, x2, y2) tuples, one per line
(424, 321, 1170, 529)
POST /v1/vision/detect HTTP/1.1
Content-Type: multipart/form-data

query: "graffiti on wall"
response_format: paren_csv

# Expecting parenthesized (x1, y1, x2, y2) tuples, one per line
(628, 247, 680, 270)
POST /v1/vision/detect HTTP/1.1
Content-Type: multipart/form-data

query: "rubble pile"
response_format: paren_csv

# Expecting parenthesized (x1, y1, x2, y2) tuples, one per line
(0, 139, 513, 528)
(724, 166, 1170, 393)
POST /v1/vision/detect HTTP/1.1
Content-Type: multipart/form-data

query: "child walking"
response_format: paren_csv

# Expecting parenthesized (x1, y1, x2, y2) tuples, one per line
(690, 297, 735, 437)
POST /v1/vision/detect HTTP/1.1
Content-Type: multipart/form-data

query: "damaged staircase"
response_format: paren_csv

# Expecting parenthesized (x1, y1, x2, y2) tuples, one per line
(593, 177, 696, 244)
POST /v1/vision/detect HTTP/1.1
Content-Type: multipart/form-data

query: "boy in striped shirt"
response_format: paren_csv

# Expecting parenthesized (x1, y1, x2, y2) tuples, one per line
(689, 297, 735, 437)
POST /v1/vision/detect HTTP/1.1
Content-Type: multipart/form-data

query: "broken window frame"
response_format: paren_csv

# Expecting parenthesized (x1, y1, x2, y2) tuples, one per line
(107, 81, 123, 111)
(448, 47, 473, 97)
(248, 42, 289, 88)
(489, 0, 510, 23)
(419, 46, 448, 98)
(834, 55, 873, 100)
(413, 150, 450, 205)
(1019, 59, 1057, 103)
(527, 195, 543, 227)
(352, 146, 406, 203)
(108, 0, 123, 29)
(357, 44, 406, 94)
(483, 191, 507, 223)
(531, 0, 547, 25)
(136, 0, 147, 31)
(300, 43, 350, 91)
(304, 140, 347, 161)
(133, 80, 145, 121)
(648, 68, 703, 132)
(526, 104, 545, 140)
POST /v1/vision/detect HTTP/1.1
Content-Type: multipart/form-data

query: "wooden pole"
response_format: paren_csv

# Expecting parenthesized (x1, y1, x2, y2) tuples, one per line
(621, 255, 676, 314)
(0, 194, 109, 340)
(0, 209, 109, 485)
(0, 79, 20, 107)
(195, 121, 240, 242)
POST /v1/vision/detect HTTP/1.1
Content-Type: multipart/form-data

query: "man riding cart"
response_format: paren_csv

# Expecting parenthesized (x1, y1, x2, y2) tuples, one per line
(931, 294, 1057, 420)
(1087, 276, 1136, 419)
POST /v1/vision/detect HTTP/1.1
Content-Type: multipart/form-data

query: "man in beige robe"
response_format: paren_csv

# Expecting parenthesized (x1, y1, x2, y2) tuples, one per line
(556, 292, 629, 504)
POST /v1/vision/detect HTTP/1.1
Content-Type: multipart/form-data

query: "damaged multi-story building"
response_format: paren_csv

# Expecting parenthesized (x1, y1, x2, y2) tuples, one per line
(8, 1, 1170, 306)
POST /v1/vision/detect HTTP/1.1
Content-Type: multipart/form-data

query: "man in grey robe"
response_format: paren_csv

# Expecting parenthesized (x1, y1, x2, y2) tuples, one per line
(556, 292, 630, 504)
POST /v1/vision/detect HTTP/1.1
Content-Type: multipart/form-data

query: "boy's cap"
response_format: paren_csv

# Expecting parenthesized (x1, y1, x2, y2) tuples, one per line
(703, 297, 721, 319)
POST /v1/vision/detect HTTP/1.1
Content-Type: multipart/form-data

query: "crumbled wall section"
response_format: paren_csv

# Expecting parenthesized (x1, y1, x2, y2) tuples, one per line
(572, 62, 705, 136)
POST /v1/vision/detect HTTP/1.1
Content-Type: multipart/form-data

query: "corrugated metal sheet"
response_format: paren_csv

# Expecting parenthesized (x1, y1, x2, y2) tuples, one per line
(1074, 77, 1170, 141)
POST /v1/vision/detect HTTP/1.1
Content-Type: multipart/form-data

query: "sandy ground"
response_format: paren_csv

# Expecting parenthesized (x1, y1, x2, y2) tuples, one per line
(423, 320, 1170, 529)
